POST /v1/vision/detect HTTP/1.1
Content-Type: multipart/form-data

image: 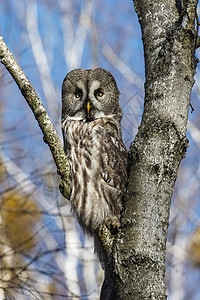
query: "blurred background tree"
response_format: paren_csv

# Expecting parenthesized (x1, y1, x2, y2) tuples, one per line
(0, 0, 200, 299)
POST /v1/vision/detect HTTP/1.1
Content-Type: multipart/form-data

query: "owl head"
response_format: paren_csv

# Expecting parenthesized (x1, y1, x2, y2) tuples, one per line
(62, 68, 122, 122)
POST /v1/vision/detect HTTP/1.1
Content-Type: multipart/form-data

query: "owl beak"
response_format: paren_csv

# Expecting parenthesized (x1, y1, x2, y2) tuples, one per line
(87, 101, 91, 114)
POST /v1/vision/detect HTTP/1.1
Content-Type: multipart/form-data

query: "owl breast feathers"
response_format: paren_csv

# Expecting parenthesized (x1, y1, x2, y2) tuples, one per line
(62, 68, 127, 234)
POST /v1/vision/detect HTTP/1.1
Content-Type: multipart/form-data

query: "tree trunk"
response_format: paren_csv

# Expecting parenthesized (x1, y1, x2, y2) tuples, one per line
(106, 1, 198, 299)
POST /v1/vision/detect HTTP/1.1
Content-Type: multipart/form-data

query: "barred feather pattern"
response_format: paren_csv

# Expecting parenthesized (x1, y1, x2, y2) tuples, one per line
(62, 116, 127, 234)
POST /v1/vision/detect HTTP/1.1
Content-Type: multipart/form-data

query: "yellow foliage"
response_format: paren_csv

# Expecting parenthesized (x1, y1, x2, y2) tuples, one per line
(0, 157, 6, 182)
(1, 192, 41, 252)
(189, 226, 200, 267)
(47, 280, 58, 296)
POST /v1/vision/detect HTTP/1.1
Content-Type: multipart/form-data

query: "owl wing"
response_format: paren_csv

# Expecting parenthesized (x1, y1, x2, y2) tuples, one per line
(102, 134, 127, 190)
(96, 119, 127, 217)
(62, 123, 71, 157)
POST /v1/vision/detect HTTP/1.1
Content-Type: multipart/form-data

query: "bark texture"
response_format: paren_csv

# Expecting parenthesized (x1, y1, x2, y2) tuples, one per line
(0, 36, 70, 199)
(105, 1, 198, 299)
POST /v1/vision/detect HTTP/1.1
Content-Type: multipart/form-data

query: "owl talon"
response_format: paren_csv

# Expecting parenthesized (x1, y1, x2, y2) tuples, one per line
(105, 216, 120, 234)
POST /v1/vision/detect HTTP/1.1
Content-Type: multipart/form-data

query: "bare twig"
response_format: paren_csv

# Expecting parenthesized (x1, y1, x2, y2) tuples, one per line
(26, 0, 58, 120)
(0, 36, 70, 199)
(102, 41, 144, 91)
(60, 0, 92, 69)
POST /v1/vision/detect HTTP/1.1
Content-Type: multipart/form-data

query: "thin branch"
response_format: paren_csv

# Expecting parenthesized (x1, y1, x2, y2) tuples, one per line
(26, 0, 58, 120)
(102, 41, 144, 91)
(0, 36, 70, 199)
(60, 0, 92, 69)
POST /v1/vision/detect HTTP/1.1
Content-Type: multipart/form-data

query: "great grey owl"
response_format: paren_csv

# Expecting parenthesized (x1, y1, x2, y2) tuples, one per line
(61, 68, 127, 235)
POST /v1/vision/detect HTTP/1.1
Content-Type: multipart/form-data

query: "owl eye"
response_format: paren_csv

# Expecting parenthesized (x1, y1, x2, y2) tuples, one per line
(74, 91, 82, 99)
(95, 89, 104, 98)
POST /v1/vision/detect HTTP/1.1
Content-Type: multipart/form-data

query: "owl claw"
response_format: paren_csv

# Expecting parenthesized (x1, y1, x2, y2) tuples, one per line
(105, 216, 120, 234)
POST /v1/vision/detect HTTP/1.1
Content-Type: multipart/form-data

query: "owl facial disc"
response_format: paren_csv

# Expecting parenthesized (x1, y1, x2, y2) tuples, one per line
(62, 68, 121, 122)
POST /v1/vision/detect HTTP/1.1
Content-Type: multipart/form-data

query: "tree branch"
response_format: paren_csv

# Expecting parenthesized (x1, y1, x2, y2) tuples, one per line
(0, 36, 70, 199)
(0, 34, 114, 263)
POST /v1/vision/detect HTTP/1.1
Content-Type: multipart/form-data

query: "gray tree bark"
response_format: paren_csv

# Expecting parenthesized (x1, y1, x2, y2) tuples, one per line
(106, 1, 198, 299)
